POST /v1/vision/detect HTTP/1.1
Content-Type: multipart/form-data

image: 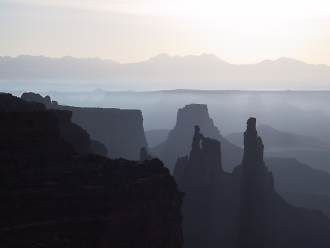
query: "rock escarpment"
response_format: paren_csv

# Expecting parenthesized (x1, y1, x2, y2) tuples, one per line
(0, 93, 183, 248)
(153, 104, 242, 171)
(174, 117, 330, 248)
(21, 92, 147, 160)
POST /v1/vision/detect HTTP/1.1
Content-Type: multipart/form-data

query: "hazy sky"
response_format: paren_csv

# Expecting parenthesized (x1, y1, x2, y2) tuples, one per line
(1, 0, 330, 64)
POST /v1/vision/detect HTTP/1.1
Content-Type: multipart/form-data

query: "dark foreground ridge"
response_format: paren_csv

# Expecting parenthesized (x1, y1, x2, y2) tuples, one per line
(174, 118, 330, 248)
(0, 93, 183, 248)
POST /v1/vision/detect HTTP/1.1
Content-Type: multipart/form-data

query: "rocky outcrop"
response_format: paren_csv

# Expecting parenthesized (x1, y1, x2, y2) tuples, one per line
(21, 92, 58, 107)
(174, 117, 330, 248)
(0, 92, 45, 112)
(153, 104, 242, 171)
(21, 92, 147, 160)
(0, 94, 183, 248)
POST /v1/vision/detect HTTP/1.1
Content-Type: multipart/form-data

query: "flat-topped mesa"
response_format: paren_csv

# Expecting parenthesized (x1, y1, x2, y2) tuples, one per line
(242, 117, 265, 168)
(176, 104, 214, 130)
(21, 92, 147, 160)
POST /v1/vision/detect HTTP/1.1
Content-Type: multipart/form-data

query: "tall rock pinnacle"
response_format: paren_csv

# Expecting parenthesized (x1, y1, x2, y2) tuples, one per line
(239, 117, 273, 248)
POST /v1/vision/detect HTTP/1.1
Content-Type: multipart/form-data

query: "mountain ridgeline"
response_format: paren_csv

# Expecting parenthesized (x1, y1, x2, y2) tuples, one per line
(174, 118, 330, 248)
(2, 55, 330, 90)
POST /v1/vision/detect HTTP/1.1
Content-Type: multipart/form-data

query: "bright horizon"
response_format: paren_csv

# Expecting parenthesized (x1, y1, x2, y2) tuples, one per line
(1, 0, 330, 65)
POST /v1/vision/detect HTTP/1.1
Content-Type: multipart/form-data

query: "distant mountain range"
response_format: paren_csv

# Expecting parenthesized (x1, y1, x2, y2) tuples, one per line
(1, 54, 330, 90)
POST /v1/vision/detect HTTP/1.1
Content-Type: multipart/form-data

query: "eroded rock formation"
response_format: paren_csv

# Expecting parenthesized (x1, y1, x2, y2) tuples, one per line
(153, 104, 242, 171)
(0, 94, 183, 248)
(175, 117, 330, 248)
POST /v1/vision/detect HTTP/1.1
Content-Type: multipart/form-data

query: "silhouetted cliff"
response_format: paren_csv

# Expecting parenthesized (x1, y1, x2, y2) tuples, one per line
(21, 92, 147, 160)
(0, 94, 183, 248)
(153, 104, 242, 171)
(174, 118, 330, 248)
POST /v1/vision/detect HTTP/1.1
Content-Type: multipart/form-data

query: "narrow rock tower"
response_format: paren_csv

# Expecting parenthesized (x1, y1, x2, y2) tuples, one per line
(239, 117, 274, 248)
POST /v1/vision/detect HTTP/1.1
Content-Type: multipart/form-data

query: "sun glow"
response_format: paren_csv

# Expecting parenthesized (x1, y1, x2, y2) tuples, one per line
(2, 0, 330, 65)
(10, 0, 330, 19)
